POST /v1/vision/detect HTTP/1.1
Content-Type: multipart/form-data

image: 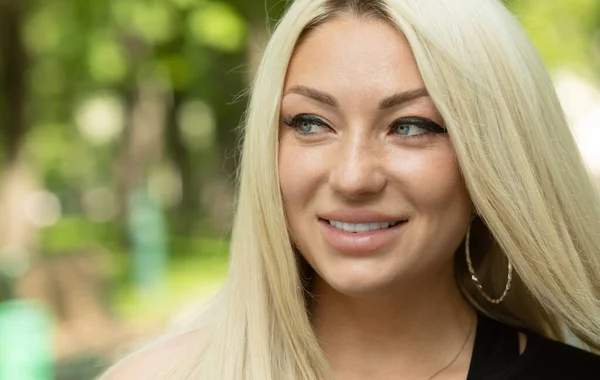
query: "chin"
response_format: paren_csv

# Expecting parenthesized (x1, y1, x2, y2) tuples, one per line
(331, 280, 399, 299)
(318, 266, 401, 298)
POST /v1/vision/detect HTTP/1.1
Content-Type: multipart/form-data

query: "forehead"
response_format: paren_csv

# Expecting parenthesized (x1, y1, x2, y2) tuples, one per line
(284, 16, 425, 95)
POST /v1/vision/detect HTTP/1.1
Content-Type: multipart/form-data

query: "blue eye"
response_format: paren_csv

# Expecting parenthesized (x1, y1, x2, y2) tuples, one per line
(390, 117, 446, 138)
(283, 114, 330, 135)
(297, 120, 321, 134)
(392, 123, 428, 136)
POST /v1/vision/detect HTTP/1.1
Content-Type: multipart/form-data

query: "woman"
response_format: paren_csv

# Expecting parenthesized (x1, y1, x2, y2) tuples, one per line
(103, 0, 600, 378)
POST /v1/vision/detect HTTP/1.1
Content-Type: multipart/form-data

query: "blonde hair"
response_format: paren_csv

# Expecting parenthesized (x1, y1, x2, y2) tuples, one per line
(129, 0, 600, 378)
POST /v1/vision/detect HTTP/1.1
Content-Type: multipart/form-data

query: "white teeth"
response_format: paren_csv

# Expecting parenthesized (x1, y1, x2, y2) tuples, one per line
(328, 220, 401, 233)
(371, 222, 388, 230)
(330, 221, 342, 230)
(355, 223, 370, 233)
(342, 222, 355, 232)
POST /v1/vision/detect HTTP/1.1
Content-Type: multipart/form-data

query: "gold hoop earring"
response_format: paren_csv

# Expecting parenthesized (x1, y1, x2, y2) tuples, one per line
(465, 219, 513, 304)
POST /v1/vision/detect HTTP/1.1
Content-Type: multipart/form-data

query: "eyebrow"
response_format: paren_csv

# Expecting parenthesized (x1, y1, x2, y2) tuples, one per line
(283, 85, 429, 109)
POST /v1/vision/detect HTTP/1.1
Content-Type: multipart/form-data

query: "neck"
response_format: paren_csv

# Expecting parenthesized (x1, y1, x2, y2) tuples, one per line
(310, 267, 476, 379)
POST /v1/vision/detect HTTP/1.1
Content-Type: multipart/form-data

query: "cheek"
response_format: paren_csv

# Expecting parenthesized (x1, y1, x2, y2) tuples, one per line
(393, 146, 469, 213)
(278, 137, 324, 259)
(278, 133, 330, 211)
(279, 141, 300, 211)
(389, 145, 471, 265)
(279, 136, 315, 219)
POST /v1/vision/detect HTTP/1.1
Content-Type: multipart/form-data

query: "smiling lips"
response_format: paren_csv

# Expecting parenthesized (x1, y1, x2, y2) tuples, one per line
(319, 213, 408, 254)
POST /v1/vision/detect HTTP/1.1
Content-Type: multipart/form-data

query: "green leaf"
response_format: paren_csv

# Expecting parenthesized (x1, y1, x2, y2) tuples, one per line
(131, 1, 177, 44)
(188, 2, 247, 52)
(23, 4, 66, 56)
(87, 34, 129, 85)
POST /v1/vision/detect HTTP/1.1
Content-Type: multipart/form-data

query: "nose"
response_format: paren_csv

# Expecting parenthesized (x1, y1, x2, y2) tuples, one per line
(329, 132, 387, 200)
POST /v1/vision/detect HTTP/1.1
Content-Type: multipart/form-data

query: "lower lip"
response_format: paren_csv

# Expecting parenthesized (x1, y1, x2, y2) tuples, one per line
(319, 219, 407, 255)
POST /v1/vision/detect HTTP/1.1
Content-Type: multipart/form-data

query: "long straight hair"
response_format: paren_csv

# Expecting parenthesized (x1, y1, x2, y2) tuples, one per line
(150, 0, 600, 378)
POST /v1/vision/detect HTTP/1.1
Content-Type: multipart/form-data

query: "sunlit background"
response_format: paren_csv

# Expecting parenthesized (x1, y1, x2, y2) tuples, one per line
(0, 0, 598, 378)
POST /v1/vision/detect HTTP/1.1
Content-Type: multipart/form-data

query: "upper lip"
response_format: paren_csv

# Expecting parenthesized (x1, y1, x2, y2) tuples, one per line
(319, 210, 408, 224)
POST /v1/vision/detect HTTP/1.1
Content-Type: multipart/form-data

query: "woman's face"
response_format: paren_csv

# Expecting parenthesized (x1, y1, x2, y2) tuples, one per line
(279, 16, 472, 297)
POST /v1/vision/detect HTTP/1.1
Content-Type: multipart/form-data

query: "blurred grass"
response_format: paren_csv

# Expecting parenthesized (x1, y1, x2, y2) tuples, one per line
(40, 216, 229, 322)
(111, 236, 229, 322)
(40, 216, 121, 254)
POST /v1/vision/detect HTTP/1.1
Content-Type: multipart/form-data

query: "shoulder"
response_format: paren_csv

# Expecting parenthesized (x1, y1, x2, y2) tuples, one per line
(513, 333, 600, 379)
(99, 329, 204, 380)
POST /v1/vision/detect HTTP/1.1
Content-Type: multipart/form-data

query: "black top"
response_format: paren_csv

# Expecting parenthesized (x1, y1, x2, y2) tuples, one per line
(468, 314, 600, 379)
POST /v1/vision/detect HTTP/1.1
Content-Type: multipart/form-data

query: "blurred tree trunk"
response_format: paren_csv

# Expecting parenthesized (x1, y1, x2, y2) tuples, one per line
(165, 91, 196, 232)
(0, 0, 39, 266)
(0, 0, 27, 164)
(114, 78, 169, 222)
(111, 30, 172, 228)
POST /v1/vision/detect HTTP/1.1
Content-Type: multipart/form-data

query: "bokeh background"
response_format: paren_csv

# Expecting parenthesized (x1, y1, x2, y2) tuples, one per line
(0, 0, 598, 378)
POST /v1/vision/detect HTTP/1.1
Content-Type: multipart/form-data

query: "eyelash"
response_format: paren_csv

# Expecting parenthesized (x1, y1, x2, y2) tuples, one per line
(282, 114, 447, 139)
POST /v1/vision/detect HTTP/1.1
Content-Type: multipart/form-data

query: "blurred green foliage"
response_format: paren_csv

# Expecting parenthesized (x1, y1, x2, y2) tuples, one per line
(508, 0, 600, 77)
